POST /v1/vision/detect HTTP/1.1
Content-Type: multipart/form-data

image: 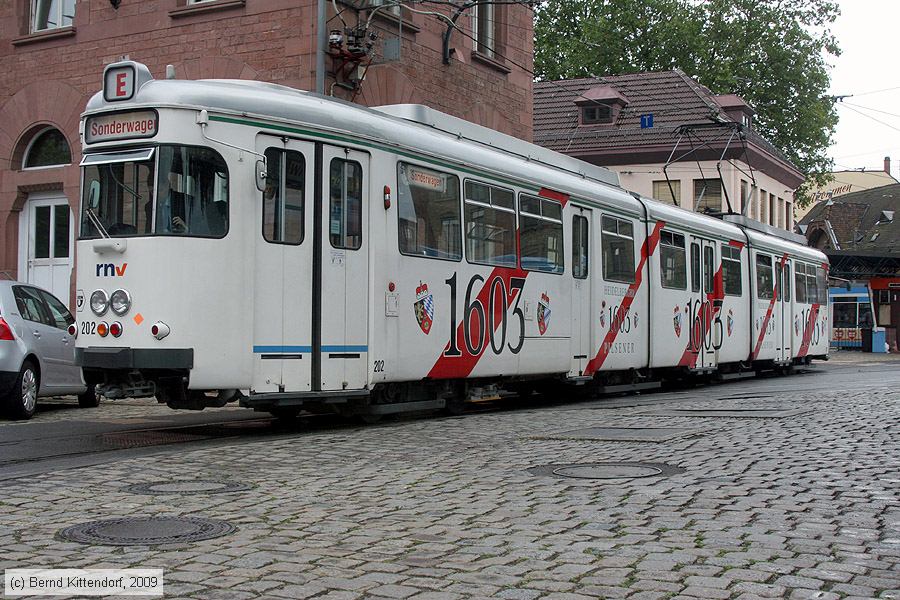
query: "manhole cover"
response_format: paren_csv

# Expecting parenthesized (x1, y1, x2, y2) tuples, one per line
(529, 462, 685, 480)
(641, 408, 811, 418)
(553, 426, 702, 442)
(58, 516, 236, 546)
(553, 464, 662, 479)
(125, 480, 254, 495)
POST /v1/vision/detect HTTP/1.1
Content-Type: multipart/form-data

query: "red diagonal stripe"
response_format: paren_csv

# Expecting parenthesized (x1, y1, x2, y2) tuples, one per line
(584, 220, 665, 377)
(428, 266, 527, 379)
(751, 253, 788, 360)
(539, 188, 569, 207)
(677, 265, 725, 368)
(798, 303, 820, 357)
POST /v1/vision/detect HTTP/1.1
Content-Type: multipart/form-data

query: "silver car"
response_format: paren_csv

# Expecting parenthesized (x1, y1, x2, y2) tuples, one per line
(0, 281, 97, 419)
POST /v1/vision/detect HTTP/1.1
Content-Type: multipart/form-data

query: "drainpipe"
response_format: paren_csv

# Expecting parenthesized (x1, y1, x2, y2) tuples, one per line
(316, 0, 326, 94)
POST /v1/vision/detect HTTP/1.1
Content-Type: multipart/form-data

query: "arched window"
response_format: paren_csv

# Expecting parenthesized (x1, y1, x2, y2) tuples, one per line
(23, 128, 71, 169)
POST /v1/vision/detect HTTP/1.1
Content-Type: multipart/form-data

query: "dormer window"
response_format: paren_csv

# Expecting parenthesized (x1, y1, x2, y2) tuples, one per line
(582, 104, 612, 125)
(574, 85, 628, 127)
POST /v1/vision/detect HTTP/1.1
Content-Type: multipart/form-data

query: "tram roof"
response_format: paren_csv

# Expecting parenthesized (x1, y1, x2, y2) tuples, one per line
(84, 69, 623, 194)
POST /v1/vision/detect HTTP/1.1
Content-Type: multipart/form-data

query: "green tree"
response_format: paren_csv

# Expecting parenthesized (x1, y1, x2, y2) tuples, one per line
(534, 0, 840, 203)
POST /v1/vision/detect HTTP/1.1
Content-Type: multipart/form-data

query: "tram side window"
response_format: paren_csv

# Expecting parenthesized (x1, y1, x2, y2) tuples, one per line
(784, 263, 791, 302)
(397, 163, 461, 261)
(572, 215, 589, 279)
(691, 243, 700, 293)
(815, 266, 828, 304)
(601, 216, 635, 283)
(806, 266, 818, 304)
(795, 263, 807, 303)
(329, 158, 362, 250)
(156, 146, 229, 237)
(721, 244, 742, 296)
(756, 253, 774, 299)
(775, 262, 783, 301)
(704, 245, 714, 294)
(263, 148, 304, 244)
(519, 194, 564, 273)
(464, 180, 517, 267)
(659, 230, 686, 289)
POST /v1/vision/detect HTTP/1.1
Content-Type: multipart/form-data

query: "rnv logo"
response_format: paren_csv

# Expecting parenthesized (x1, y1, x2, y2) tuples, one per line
(96, 263, 128, 277)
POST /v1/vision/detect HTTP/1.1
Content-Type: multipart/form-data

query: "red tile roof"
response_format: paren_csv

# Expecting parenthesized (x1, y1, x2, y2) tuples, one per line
(533, 70, 791, 167)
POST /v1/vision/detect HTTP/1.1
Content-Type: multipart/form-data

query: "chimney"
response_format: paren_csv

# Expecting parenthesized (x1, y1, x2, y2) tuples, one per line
(885, 156, 891, 174)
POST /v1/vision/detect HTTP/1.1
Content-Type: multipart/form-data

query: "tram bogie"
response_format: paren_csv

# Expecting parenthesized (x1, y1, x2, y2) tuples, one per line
(74, 60, 829, 417)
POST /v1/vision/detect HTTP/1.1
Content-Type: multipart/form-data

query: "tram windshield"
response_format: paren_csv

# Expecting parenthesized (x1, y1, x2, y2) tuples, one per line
(80, 145, 228, 239)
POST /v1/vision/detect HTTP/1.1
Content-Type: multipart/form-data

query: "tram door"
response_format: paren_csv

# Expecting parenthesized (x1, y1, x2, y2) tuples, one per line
(254, 136, 316, 393)
(688, 238, 718, 369)
(571, 209, 592, 375)
(775, 257, 792, 362)
(319, 145, 369, 391)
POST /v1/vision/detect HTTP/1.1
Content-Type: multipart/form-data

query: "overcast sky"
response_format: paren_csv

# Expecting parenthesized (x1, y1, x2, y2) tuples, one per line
(827, 0, 900, 179)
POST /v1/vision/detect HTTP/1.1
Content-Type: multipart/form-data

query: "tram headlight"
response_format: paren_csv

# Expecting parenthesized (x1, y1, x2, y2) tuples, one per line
(110, 289, 132, 316)
(90, 290, 109, 316)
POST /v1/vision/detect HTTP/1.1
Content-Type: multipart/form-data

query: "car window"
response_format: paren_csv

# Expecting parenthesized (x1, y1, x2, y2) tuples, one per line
(38, 289, 74, 330)
(12, 286, 53, 326)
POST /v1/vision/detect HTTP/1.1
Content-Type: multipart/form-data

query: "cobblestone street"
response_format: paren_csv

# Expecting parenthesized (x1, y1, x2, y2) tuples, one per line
(0, 357, 898, 599)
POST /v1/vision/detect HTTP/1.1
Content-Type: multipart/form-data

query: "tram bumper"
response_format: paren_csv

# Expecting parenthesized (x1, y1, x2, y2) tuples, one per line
(76, 347, 194, 370)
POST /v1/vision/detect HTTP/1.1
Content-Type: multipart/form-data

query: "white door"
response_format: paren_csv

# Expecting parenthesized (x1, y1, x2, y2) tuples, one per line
(319, 145, 369, 391)
(19, 193, 73, 305)
(253, 136, 315, 393)
(776, 256, 792, 362)
(571, 209, 591, 375)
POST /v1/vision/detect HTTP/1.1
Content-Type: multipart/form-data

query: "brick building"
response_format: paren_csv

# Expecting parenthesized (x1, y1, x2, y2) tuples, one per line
(0, 0, 533, 304)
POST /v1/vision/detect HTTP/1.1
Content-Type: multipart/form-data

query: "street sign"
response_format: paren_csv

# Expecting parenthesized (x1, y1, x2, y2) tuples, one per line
(640, 114, 654, 129)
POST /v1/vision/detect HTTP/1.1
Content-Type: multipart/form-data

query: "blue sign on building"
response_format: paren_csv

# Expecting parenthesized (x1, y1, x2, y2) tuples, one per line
(640, 114, 654, 129)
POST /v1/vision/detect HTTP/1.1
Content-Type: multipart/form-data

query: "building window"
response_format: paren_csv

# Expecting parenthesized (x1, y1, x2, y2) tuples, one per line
(31, 0, 74, 32)
(759, 189, 767, 223)
(693, 179, 721, 214)
(397, 163, 461, 261)
(740, 180, 749, 215)
(652, 180, 680, 205)
(472, 1, 496, 57)
(785, 201, 793, 230)
(369, 0, 401, 16)
(582, 104, 613, 125)
(769, 193, 776, 226)
(22, 128, 71, 169)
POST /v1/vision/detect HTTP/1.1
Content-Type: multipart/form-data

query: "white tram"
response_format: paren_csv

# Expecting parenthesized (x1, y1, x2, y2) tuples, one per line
(74, 60, 829, 416)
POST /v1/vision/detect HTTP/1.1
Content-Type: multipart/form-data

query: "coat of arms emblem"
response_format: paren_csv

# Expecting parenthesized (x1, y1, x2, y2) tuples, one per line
(537, 293, 551, 335)
(673, 306, 682, 337)
(727, 309, 735, 337)
(414, 281, 434, 335)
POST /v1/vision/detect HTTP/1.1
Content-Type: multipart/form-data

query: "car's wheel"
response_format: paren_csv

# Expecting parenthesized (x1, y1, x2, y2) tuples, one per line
(5, 361, 38, 420)
(78, 384, 100, 408)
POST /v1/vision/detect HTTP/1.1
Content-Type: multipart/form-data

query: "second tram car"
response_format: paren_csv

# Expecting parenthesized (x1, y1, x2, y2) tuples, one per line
(74, 61, 829, 416)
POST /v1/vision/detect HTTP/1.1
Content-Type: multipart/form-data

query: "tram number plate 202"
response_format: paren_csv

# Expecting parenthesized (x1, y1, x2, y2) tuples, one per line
(80, 321, 97, 335)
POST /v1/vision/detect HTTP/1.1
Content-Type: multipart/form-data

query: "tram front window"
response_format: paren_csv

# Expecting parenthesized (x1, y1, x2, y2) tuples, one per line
(80, 145, 228, 239)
